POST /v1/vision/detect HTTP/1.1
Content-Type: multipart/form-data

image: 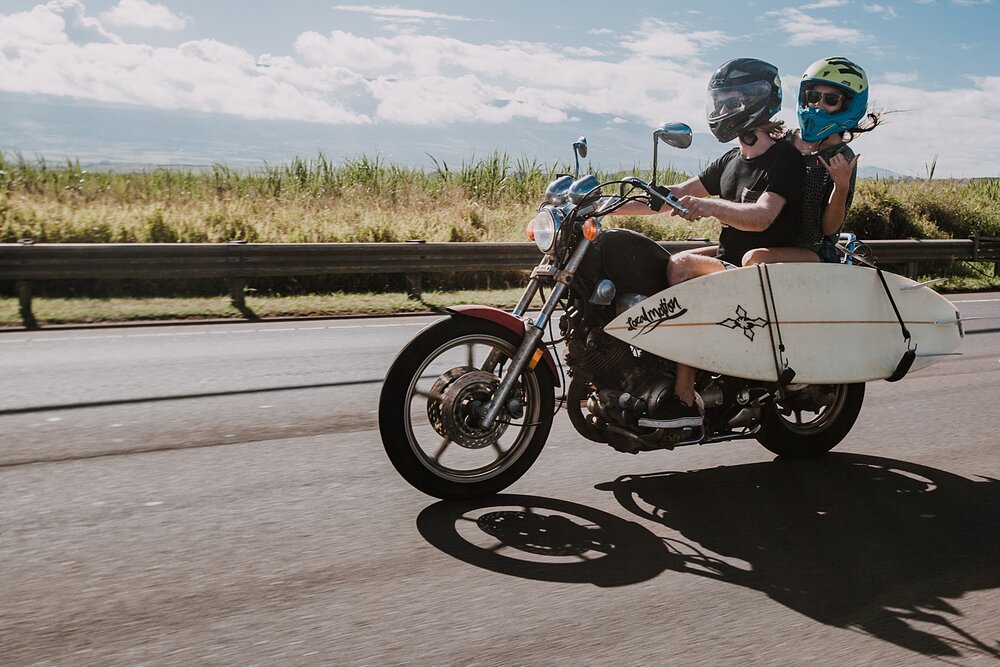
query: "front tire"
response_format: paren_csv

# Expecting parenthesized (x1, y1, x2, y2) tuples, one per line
(378, 317, 555, 499)
(755, 382, 865, 457)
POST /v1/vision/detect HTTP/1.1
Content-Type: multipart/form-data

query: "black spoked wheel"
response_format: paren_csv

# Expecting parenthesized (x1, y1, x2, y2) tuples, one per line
(755, 382, 865, 457)
(378, 317, 555, 499)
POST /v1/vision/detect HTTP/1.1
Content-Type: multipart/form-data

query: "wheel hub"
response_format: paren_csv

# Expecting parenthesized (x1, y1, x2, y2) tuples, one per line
(437, 370, 509, 449)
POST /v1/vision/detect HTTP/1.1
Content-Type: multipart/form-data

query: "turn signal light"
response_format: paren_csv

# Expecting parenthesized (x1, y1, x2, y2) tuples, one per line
(526, 219, 535, 241)
(582, 217, 600, 241)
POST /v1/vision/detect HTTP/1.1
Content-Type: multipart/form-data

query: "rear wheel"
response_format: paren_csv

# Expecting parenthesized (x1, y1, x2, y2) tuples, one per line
(378, 317, 555, 499)
(755, 382, 865, 457)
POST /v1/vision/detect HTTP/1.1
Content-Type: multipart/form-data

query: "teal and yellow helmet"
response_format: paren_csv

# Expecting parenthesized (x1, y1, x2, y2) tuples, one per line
(797, 56, 869, 142)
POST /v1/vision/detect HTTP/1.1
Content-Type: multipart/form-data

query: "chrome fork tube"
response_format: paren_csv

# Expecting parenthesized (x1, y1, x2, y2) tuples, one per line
(478, 239, 591, 429)
(512, 277, 540, 318)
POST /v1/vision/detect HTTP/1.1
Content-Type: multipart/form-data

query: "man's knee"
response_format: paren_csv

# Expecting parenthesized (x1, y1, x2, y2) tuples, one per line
(668, 254, 695, 284)
(669, 252, 723, 285)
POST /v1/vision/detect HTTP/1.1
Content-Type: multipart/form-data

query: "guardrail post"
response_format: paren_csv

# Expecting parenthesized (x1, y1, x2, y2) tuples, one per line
(224, 240, 257, 320)
(226, 278, 258, 321)
(904, 262, 918, 279)
(405, 273, 423, 300)
(404, 240, 425, 300)
(17, 280, 39, 330)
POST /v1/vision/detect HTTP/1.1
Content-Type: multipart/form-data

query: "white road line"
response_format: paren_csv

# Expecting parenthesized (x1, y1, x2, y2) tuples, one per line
(0, 320, 430, 344)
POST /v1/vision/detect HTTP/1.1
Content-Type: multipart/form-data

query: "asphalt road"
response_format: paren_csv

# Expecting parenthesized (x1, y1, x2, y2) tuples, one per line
(2, 293, 999, 666)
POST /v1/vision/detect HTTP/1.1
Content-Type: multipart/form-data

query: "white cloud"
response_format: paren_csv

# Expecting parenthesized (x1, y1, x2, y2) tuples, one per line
(767, 8, 871, 46)
(864, 3, 899, 18)
(0, 8, 717, 130)
(881, 71, 917, 84)
(846, 76, 1000, 176)
(620, 19, 732, 60)
(801, 0, 850, 8)
(100, 0, 186, 30)
(0, 0, 123, 46)
(951, 0, 993, 5)
(333, 5, 480, 23)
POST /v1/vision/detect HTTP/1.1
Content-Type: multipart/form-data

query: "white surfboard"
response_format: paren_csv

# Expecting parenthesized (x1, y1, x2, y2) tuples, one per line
(604, 263, 964, 384)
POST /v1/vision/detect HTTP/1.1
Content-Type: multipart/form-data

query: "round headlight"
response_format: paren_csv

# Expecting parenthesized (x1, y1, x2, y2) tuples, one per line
(532, 208, 561, 253)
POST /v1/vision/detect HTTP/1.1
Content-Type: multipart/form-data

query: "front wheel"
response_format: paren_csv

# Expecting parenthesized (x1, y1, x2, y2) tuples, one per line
(378, 317, 555, 499)
(755, 382, 865, 457)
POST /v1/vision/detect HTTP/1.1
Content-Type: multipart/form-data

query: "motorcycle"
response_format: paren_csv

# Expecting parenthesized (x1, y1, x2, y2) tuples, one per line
(379, 123, 865, 499)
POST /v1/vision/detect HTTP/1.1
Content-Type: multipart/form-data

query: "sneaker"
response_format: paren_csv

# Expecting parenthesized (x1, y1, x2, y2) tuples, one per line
(638, 394, 704, 429)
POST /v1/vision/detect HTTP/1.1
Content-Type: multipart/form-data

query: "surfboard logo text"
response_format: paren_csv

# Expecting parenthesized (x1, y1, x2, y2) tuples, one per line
(627, 297, 688, 334)
(718, 305, 769, 341)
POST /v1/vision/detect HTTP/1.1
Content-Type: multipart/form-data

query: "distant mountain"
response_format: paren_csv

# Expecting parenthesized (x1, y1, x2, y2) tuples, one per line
(1, 92, 907, 180)
(858, 165, 907, 180)
(0, 92, 713, 177)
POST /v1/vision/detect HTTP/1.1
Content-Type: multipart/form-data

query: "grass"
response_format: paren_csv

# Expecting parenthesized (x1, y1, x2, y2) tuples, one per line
(0, 289, 529, 329)
(1, 151, 998, 327)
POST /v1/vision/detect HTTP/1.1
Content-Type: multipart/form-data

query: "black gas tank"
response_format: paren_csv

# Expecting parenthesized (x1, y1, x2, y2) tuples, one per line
(590, 228, 670, 295)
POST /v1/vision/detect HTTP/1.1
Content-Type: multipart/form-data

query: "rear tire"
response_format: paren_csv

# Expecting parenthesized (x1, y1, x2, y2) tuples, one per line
(378, 317, 555, 499)
(755, 382, 865, 457)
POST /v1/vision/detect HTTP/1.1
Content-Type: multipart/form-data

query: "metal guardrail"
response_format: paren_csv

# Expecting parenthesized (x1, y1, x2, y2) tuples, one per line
(2, 238, 998, 329)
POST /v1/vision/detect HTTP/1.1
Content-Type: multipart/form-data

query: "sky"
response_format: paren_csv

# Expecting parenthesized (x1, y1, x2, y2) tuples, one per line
(0, 0, 998, 177)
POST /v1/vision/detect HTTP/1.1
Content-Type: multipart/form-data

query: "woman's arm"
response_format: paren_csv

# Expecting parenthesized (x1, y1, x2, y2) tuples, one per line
(821, 153, 860, 236)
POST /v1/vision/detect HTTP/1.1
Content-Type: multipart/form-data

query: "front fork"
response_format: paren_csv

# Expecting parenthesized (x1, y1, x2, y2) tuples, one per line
(478, 238, 592, 429)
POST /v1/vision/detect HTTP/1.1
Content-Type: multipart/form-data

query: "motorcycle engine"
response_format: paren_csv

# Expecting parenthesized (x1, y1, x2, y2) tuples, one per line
(565, 327, 676, 430)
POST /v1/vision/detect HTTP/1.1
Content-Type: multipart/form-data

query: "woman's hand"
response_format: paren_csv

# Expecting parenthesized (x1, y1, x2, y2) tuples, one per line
(821, 152, 860, 189)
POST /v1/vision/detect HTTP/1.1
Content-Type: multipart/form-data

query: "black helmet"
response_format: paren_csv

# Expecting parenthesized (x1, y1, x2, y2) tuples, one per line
(706, 58, 783, 143)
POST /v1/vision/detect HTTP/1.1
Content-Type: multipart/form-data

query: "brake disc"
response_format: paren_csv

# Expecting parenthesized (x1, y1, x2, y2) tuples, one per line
(427, 367, 471, 437)
(438, 370, 509, 449)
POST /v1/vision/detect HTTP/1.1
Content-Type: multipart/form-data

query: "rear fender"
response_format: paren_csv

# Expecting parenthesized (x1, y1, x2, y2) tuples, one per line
(445, 305, 561, 386)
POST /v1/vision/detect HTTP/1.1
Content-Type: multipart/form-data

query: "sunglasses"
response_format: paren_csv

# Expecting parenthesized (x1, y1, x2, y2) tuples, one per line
(804, 90, 845, 107)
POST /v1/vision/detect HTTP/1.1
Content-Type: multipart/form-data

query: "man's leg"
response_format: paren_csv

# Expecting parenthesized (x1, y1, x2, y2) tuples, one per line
(640, 253, 727, 429)
(669, 252, 728, 401)
(742, 247, 820, 265)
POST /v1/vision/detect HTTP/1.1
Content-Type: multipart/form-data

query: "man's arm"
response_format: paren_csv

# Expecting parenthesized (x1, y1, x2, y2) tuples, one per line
(676, 191, 787, 231)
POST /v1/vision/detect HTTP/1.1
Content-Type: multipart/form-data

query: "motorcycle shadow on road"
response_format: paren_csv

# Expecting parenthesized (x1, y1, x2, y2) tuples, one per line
(416, 493, 677, 588)
(599, 452, 1000, 660)
(416, 454, 999, 660)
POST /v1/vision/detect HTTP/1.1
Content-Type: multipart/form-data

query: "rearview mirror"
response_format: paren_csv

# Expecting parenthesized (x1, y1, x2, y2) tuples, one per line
(654, 122, 692, 149)
(651, 122, 692, 186)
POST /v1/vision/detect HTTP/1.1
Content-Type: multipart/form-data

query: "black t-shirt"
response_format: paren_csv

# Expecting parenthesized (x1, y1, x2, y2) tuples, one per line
(698, 140, 805, 264)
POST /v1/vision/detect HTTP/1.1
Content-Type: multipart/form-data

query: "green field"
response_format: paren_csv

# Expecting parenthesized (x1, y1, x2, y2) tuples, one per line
(4, 151, 998, 245)
(2, 151, 998, 327)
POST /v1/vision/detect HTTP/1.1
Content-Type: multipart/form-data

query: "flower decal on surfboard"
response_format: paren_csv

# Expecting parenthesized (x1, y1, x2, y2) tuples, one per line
(718, 305, 769, 341)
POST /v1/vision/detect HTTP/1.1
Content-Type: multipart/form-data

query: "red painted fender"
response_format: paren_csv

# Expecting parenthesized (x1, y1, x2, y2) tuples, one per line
(445, 305, 561, 386)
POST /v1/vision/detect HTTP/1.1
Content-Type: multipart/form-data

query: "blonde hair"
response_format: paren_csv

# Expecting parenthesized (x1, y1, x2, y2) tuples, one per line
(758, 120, 787, 140)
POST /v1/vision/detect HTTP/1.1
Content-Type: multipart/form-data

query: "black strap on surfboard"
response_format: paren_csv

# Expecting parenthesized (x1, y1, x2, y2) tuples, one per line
(757, 264, 796, 385)
(876, 267, 917, 382)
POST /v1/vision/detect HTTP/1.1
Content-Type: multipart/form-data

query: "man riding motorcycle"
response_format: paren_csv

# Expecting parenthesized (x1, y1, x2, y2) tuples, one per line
(612, 58, 806, 429)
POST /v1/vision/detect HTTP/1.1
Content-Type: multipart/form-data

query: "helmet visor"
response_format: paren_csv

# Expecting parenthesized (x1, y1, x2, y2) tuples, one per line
(707, 80, 774, 123)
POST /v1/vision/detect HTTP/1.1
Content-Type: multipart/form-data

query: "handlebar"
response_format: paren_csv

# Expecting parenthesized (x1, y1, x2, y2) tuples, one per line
(620, 177, 689, 215)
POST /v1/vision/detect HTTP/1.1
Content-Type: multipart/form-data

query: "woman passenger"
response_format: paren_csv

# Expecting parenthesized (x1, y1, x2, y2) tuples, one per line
(743, 56, 880, 266)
